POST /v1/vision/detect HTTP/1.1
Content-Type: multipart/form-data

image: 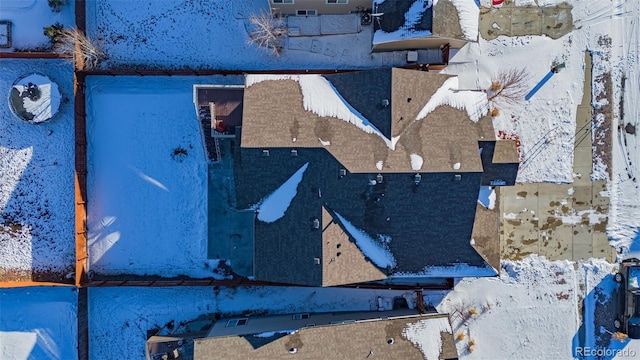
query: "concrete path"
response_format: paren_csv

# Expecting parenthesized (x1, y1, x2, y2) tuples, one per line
(480, 1, 573, 40)
(499, 52, 615, 262)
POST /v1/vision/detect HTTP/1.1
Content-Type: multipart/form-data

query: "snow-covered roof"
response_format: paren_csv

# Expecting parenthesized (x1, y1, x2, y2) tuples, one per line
(372, 0, 478, 46)
(191, 311, 458, 360)
(234, 67, 503, 286)
(241, 68, 488, 174)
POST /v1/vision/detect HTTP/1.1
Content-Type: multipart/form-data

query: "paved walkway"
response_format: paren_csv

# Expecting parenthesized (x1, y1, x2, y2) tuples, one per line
(499, 52, 615, 262)
(480, 1, 573, 40)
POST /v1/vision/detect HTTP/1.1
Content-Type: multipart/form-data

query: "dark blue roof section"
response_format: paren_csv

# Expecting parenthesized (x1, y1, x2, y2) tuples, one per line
(323, 69, 393, 139)
(234, 146, 488, 286)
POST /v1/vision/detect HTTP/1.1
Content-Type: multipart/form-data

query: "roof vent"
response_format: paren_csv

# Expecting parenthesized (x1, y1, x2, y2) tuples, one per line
(414, 173, 421, 185)
(455, 174, 461, 181)
(262, 149, 270, 156)
(369, 179, 377, 186)
(291, 149, 298, 157)
(376, 174, 383, 183)
(314, 258, 321, 265)
(387, 338, 395, 345)
(381, 99, 390, 107)
(312, 218, 320, 229)
(339, 169, 347, 178)
(289, 347, 298, 354)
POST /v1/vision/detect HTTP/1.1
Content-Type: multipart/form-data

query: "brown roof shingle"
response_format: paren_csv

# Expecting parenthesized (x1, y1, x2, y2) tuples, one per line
(194, 313, 458, 360)
(241, 69, 486, 173)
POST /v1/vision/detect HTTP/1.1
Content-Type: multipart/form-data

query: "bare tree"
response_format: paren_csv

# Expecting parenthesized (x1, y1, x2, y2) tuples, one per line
(55, 28, 106, 70)
(246, 10, 288, 56)
(487, 68, 530, 106)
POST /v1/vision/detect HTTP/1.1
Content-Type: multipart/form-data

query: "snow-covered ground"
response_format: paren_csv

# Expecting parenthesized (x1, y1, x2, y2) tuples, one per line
(424, 255, 632, 359)
(88, 285, 414, 360)
(0, 286, 77, 360)
(0, 59, 75, 281)
(2, 1, 640, 360)
(85, 0, 422, 70)
(451, 0, 640, 259)
(0, 0, 75, 51)
(85, 75, 243, 278)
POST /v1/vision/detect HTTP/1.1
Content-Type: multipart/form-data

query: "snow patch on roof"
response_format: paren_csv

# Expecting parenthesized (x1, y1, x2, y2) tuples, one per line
(450, 0, 480, 41)
(254, 163, 309, 223)
(410, 153, 424, 171)
(373, 0, 433, 45)
(402, 316, 453, 360)
(415, 77, 488, 122)
(395, 263, 498, 277)
(245, 74, 396, 149)
(253, 329, 297, 338)
(333, 211, 396, 268)
(246, 74, 299, 87)
(376, 161, 384, 171)
(478, 186, 496, 210)
(318, 138, 330, 146)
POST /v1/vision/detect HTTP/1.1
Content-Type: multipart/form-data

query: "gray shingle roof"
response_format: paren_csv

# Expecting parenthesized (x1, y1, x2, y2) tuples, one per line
(233, 67, 498, 286)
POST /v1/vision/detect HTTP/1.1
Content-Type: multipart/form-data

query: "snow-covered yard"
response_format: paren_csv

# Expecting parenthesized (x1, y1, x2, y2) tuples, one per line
(85, 75, 243, 278)
(0, 0, 75, 51)
(0, 59, 75, 281)
(0, 286, 77, 360)
(85, 0, 419, 70)
(425, 255, 638, 359)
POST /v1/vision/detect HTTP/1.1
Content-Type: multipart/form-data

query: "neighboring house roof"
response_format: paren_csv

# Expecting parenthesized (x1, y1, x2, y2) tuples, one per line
(372, 0, 468, 46)
(231, 68, 502, 286)
(190, 311, 458, 360)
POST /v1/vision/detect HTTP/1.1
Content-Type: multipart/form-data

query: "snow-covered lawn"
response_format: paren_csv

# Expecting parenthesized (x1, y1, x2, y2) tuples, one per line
(0, 59, 75, 281)
(423, 255, 636, 359)
(85, 0, 420, 70)
(0, 286, 77, 360)
(85, 75, 243, 278)
(88, 285, 414, 360)
(0, 0, 75, 51)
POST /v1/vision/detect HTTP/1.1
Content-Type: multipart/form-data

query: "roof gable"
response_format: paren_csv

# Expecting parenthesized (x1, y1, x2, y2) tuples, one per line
(323, 69, 393, 139)
(321, 207, 388, 286)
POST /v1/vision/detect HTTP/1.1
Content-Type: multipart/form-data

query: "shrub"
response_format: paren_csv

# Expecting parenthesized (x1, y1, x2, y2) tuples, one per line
(43, 22, 64, 45)
(171, 147, 188, 162)
(455, 332, 465, 341)
(48, 0, 66, 13)
(53, 28, 107, 69)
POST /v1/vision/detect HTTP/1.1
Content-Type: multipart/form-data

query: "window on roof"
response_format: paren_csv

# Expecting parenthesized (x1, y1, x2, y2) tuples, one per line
(226, 318, 249, 327)
(272, 0, 294, 4)
(293, 313, 310, 320)
(327, 0, 348, 3)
